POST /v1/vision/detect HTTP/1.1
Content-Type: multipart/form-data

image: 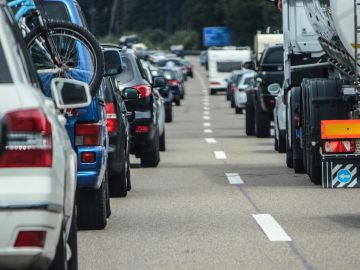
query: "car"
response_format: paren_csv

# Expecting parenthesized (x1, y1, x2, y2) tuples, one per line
(148, 50, 166, 64)
(40, 0, 112, 230)
(226, 69, 247, 106)
(117, 48, 162, 167)
(233, 71, 257, 114)
(182, 60, 194, 78)
(199, 51, 208, 68)
(248, 44, 284, 138)
(159, 67, 183, 106)
(156, 58, 188, 82)
(0, 4, 92, 268)
(150, 67, 174, 123)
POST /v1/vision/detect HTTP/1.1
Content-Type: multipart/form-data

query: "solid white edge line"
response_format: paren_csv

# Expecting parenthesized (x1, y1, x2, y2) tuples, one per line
(252, 214, 292, 242)
(214, 151, 227, 160)
(225, 173, 244, 184)
(205, 138, 217, 144)
(204, 129, 213, 133)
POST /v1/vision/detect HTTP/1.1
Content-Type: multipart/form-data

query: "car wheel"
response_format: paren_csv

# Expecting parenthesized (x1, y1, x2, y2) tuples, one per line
(141, 131, 160, 168)
(255, 100, 271, 138)
(109, 148, 127, 198)
(165, 107, 173, 123)
(274, 135, 279, 151)
(77, 180, 107, 230)
(235, 107, 243, 114)
(49, 225, 67, 270)
(245, 99, 255, 136)
(67, 206, 78, 270)
(278, 131, 286, 153)
(175, 99, 181, 106)
(105, 172, 111, 218)
(226, 93, 231, 101)
(210, 89, 216, 95)
(126, 150, 131, 191)
(160, 129, 166, 152)
(231, 96, 235, 108)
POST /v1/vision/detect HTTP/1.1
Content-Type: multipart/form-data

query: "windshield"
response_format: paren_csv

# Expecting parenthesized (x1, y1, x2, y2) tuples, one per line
(217, 61, 243, 73)
(0, 43, 12, 83)
(263, 49, 284, 65)
(37, 2, 71, 21)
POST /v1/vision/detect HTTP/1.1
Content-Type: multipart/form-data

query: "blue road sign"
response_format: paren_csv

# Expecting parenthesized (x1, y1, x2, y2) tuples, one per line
(337, 169, 352, 184)
(203, 27, 232, 47)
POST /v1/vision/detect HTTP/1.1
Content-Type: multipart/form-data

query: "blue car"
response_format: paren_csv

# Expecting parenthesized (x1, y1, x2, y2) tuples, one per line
(38, 0, 111, 230)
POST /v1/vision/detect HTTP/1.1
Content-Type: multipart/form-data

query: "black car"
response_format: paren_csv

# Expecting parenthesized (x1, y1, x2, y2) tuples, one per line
(159, 67, 183, 106)
(117, 49, 162, 167)
(247, 44, 284, 138)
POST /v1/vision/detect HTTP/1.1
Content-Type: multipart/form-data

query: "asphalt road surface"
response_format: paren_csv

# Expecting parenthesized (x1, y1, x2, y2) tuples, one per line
(79, 57, 360, 270)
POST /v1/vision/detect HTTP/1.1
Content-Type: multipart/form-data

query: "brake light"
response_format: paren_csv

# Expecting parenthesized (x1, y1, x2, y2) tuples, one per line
(133, 84, 151, 98)
(105, 103, 119, 134)
(231, 84, 236, 92)
(169, 80, 179, 86)
(322, 140, 356, 154)
(210, 81, 220, 85)
(135, 125, 149, 133)
(81, 152, 96, 163)
(14, 231, 46, 248)
(75, 123, 101, 146)
(0, 109, 52, 168)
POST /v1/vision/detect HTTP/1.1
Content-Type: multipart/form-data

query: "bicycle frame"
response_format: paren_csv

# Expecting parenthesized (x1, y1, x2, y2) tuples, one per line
(7, 0, 36, 22)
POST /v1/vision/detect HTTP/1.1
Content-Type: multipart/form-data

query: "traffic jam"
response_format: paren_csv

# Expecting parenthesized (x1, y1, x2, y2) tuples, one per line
(1, 0, 360, 269)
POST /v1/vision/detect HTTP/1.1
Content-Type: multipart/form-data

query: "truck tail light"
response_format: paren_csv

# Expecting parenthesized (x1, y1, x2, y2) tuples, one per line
(81, 152, 96, 163)
(0, 109, 52, 168)
(75, 123, 101, 146)
(14, 231, 46, 248)
(105, 103, 119, 134)
(322, 140, 356, 154)
(133, 84, 151, 98)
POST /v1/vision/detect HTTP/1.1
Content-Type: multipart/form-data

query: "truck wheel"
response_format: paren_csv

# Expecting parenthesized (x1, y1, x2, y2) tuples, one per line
(210, 89, 216, 95)
(160, 129, 166, 152)
(49, 225, 67, 270)
(235, 107, 243, 114)
(141, 131, 160, 167)
(109, 148, 127, 198)
(68, 206, 78, 270)
(77, 181, 107, 230)
(255, 100, 271, 138)
(245, 97, 255, 136)
(165, 106, 173, 123)
(278, 131, 286, 153)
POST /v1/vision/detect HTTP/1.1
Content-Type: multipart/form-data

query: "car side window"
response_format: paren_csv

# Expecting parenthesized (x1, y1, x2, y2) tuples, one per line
(135, 58, 148, 81)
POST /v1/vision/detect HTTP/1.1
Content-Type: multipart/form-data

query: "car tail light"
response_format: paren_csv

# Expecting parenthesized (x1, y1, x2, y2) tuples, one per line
(322, 140, 356, 154)
(75, 123, 101, 146)
(105, 103, 119, 134)
(210, 81, 220, 85)
(14, 231, 46, 248)
(81, 152, 96, 163)
(133, 84, 151, 98)
(169, 80, 179, 86)
(135, 125, 149, 133)
(0, 109, 52, 168)
(231, 84, 236, 92)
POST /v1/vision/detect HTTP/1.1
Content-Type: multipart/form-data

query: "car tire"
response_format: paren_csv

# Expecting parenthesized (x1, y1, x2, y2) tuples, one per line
(49, 225, 67, 270)
(210, 89, 216, 95)
(126, 149, 131, 191)
(67, 206, 78, 270)
(274, 135, 279, 151)
(175, 99, 181, 106)
(105, 172, 111, 218)
(278, 131, 286, 153)
(160, 129, 166, 152)
(254, 100, 271, 138)
(165, 107, 173, 123)
(77, 181, 107, 230)
(294, 159, 305, 173)
(231, 96, 235, 108)
(226, 94, 231, 101)
(141, 131, 160, 168)
(245, 99, 255, 136)
(109, 148, 128, 198)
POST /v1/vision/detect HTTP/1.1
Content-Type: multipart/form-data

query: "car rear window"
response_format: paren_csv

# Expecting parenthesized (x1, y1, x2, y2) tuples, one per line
(118, 56, 134, 84)
(37, 2, 70, 21)
(217, 62, 242, 73)
(0, 44, 12, 83)
(163, 70, 176, 80)
(158, 60, 182, 67)
(263, 49, 284, 65)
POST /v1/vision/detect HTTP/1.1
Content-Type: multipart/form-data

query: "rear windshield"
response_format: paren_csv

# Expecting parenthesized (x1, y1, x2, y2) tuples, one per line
(0, 44, 12, 83)
(158, 60, 183, 67)
(163, 70, 176, 80)
(263, 49, 284, 65)
(217, 62, 242, 73)
(118, 56, 134, 84)
(37, 2, 70, 21)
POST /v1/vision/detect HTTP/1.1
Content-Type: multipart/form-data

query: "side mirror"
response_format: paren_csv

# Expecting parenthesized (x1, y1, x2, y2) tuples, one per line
(104, 50, 123, 77)
(267, 83, 281, 95)
(122, 88, 140, 100)
(0, 118, 7, 155)
(152, 76, 167, 89)
(51, 78, 92, 109)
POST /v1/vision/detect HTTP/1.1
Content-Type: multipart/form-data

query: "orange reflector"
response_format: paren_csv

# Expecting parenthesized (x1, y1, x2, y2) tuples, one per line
(321, 120, 360, 139)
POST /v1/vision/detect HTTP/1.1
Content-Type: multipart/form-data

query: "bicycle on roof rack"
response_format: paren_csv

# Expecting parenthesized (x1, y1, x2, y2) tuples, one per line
(7, 0, 103, 96)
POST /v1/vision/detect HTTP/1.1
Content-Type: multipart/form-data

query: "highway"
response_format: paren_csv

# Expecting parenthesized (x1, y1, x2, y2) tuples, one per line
(78, 57, 360, 270)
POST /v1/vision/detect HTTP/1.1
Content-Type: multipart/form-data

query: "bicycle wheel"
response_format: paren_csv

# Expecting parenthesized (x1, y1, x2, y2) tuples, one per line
(25, 21, 103, 97)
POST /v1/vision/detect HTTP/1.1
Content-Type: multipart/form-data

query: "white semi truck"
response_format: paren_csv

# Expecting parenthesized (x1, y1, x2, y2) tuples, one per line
(270, 0, 360, 187)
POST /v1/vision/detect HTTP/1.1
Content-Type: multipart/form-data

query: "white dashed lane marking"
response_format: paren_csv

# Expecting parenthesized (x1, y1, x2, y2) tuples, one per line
(214, 151, 227, 160)
(203, 116, 210, 120)
(203, 122, 211, 127)
(252, 214, 292, 242)
(205, 138, 217, 144)
(225, 173, 244, 184)
(203, 111, 210, 115)
(204, 129, 213, 133)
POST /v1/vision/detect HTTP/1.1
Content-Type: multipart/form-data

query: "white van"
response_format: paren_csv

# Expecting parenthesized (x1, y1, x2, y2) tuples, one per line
(208, 46, 251, 95)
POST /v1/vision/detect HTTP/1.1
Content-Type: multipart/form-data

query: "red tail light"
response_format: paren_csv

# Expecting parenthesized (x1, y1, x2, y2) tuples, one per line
(169, 80, 179, 86)
(231, 84, 236, 92)
(75, 123, 101, 146)
(210, 81, 220, 85)
(14, 231, 46, 248)
(322, 140, 356, 154)
(135, 125, 149, 133)
(105, 103, 119, 134)
(81, 152, 96, 163)
(133, 84, 152, 98)
(0, 109, 52, 168)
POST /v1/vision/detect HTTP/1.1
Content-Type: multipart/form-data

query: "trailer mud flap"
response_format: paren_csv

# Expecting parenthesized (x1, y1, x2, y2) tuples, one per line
(322, 156, 360, 188)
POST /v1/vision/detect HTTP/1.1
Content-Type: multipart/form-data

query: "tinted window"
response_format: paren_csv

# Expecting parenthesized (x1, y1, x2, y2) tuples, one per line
(103, 79, 114, 102)
(158, 59, 183, 67)
(163, 71, 176, 80)
(263, 49, 284, 65)
(38, 2, 70, 21)
(118, 56, 134, 84)
(217, 62, 242, 73)
(0, 44, 12, 83)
